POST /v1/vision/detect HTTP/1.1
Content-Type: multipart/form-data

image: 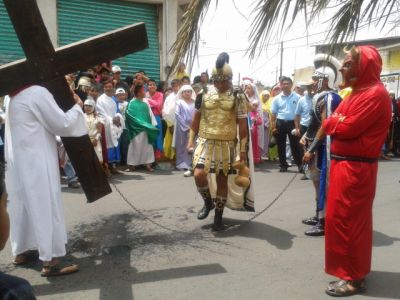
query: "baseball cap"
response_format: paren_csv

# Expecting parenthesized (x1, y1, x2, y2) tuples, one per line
(112, 65, 122, 73)
(116, 88, 126, 95)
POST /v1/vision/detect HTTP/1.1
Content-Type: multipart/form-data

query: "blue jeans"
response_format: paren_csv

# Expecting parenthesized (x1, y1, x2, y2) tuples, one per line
(63, 160, 78, 184)
(0, 272, 36, 299)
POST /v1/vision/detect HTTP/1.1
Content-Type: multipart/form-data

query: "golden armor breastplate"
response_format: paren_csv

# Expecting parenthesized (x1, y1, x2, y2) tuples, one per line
(199, 91, 237, 141)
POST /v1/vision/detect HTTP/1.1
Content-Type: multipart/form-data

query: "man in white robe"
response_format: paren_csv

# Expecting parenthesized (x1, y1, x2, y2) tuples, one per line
(96, 80, 124, 173)
(5, 85, 86, 276)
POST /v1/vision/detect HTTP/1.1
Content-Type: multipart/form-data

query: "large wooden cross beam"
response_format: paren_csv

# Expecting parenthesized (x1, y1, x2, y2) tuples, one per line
(0, 0, 149, 202)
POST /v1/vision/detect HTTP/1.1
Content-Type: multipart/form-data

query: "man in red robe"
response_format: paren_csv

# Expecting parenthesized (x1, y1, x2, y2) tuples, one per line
(320, 46, 392, 296)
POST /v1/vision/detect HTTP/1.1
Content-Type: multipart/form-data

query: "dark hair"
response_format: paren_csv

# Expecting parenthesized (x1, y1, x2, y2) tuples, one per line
(102, 79, 113, 87)
(100, 67, 109, 74)
(125, 76, 134, 86)
(279, 76, 293, 84)
(171, 79, 179, 86)
(193, 75, 201, 84)
(180, 76, 191, 83)
(148, 78, 157, 85)
(90, 83, 101, 92)
(201, 72, 209, 77)
(134, 84, 144, 96)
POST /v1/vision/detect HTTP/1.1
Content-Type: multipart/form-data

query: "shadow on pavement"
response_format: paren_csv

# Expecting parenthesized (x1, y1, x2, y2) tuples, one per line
(212, 218, 296, 250)
(110, 173, 145, 183)
(61, 186, 85, 194)
(365, 270, 400, 299)
(373, 231, 400, 247)
(30, 213, 226, 299)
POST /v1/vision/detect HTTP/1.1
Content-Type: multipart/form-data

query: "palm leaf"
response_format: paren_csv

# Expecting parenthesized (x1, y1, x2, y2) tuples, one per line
(248, 0, 398, 56)
(169, 0, 213, 77)
(170, 0, 399, 72)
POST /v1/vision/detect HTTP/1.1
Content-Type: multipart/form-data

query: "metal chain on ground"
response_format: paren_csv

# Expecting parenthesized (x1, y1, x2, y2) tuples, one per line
(112, 172, 298, 234)
(112, 182, 193, 234)
(221, 172, 298, 232)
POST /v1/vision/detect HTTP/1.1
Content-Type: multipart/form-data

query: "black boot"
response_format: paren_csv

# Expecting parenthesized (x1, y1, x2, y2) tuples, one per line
(305, 218, 325, 236)
(197, 198, 214, 220)
(302, 215, 318, 226)
(212, 209, 224, 231)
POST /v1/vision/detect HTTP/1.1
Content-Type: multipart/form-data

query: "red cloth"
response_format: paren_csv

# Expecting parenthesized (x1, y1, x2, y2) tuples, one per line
(322, 46, 392, 280)
(250, 111, 262, 164)
(146, 91, 164, 116)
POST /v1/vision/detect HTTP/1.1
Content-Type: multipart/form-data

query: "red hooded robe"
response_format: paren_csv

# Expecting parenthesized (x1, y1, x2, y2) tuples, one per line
(322, 46, 391, 280)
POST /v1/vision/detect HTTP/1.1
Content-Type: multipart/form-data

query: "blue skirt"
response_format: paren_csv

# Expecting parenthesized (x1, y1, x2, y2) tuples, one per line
(107, 146, 121, 163)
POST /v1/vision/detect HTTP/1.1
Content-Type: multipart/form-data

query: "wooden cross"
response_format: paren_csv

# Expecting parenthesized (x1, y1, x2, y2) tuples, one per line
(0, 0, 149, 202)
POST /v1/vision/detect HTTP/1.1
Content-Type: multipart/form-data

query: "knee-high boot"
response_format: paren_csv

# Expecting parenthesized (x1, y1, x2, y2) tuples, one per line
(197, 186, 214, 220)
(212, 197, 227, 231)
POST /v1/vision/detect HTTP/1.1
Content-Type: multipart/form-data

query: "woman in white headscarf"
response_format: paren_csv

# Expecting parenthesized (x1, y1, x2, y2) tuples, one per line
(175, 85, 196, 172)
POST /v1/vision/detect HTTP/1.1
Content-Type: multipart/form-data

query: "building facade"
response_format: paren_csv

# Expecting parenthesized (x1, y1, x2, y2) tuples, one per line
(0, 0, 188, 82)
(315, 36, 400, 96)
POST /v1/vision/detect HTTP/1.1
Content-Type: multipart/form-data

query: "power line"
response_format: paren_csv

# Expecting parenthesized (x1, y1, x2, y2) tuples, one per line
(198, 10, 399, 54)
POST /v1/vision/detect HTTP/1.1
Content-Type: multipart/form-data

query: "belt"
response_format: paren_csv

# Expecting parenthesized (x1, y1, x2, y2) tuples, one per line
(277, 119, 294, 123)
(331, 154, 378, 163)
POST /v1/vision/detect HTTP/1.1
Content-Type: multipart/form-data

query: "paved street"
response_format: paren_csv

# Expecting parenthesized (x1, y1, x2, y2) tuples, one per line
(1, 160, 399, 300)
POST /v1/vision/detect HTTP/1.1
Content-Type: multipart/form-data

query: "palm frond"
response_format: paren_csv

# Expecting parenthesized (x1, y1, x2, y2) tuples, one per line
(169, 0, 213, 77)
(248, 0, 398, 57)
(170, 0, 399, 73)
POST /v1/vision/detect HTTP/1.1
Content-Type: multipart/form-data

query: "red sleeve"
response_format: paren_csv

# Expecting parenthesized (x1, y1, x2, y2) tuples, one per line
(323, 95, 382, 139)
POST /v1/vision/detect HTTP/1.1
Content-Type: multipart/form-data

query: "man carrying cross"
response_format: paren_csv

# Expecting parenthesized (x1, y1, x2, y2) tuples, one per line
(0, 0, 148, 277)
(6, 86, 85, 276)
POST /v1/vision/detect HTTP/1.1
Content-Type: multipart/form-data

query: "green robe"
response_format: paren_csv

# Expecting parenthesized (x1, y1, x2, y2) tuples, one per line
(125, 99, 159, 145)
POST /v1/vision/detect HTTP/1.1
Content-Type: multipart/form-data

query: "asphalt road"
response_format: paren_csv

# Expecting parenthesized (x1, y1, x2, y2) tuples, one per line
(0, 160, 399, 300)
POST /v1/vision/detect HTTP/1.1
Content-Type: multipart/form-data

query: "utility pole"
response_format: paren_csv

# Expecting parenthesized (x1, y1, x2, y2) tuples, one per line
(279, 41, 283, 79)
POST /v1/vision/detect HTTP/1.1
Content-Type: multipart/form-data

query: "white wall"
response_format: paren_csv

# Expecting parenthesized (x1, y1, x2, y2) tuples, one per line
(160, 0, 179, 81)
(37, 0, 58, 47)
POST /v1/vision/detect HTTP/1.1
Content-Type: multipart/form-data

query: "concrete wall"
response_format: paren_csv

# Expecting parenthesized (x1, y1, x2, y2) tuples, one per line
(160, 0, 179, 81)
(37, 0, 58, 47)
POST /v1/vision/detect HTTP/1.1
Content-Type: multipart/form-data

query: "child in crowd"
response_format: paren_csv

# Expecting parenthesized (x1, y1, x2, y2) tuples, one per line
(115, 88, 129, 166)
(83, 99, 103, 164)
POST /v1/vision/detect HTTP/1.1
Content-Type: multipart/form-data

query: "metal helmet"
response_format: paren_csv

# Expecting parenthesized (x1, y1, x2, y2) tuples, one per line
(211, 52, 232, 81)
(312, 54, 342, 91)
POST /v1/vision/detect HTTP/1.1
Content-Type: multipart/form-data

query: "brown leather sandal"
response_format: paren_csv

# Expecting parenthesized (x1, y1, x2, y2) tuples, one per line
(326, 280, 366, 297)
(13, 250, 39, 266)
(41, 262, 79, 277)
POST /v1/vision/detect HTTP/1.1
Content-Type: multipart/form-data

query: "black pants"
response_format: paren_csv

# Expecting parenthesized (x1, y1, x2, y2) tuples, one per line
(275, 119, 302, 168)
(0, 272, 36, 300)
